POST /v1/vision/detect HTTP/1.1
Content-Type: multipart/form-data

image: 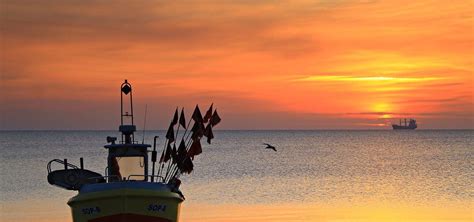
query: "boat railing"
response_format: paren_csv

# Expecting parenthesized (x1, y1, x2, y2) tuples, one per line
(88, 175, 121, 183)
(86, 174, 165, 183)
(47, 159, 79, 173)
(104, 166, 109, 178)
(127, 174, 164, 182)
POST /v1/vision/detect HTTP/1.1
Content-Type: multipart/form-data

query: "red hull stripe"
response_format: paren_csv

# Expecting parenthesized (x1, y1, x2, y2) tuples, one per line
(89, 213, 172, 222)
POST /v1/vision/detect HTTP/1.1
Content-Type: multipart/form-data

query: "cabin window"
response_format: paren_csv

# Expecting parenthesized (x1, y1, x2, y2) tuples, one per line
(112, 156, 145, 181)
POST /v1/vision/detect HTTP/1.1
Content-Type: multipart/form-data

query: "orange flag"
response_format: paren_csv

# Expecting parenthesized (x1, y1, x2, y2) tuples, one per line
(188, 139, 202, 160)
(165, 122, 175, 143)
(171, 144, 178, 164)
(203, 104, 213, 123)
(163, 142, 172, 162)
(177, 139, 187, 163)
(211, 110, 221, 127)
(171, 108, 179, 126)
(191, 121, 205, 140)
(204, 123, 214, 144)
(192, 105, 203, 123)
(179, 108, 186, 129)
(181, 156, 194, 174)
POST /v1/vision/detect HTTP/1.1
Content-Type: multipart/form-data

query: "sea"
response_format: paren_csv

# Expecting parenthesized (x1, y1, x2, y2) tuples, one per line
(0, 130, 472, 222)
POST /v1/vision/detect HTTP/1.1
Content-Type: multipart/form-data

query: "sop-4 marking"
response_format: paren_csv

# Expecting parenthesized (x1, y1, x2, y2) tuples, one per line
(148, 204, 167, 212)
(82, 207, 100, 215)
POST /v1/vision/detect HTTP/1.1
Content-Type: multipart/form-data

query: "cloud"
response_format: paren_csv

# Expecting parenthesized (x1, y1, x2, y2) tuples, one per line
(0, 0, 320, 56)
(294, 75, 444, 83)
(345, 112, 413, 116)
(395, 96, 471, 105)
(1, 0, 472, 129)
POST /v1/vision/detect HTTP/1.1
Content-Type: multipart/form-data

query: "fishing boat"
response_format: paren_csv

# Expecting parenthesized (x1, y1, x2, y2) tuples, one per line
(47, 80, 220, 222)
(392, 118, 417, 130)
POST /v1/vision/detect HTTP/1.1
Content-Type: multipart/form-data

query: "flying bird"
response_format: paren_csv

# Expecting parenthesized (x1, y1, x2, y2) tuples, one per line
(263, 143, 277, 152)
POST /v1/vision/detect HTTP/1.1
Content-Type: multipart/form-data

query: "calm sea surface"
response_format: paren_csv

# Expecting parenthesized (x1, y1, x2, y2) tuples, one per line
(0, 130, 472, 221)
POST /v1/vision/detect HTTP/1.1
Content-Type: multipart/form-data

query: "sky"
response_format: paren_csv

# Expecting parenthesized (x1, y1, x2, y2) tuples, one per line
(1, 0, 473, 130)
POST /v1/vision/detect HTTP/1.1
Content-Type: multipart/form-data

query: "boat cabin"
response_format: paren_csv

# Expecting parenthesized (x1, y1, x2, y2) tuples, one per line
(104, 128, 151, 181)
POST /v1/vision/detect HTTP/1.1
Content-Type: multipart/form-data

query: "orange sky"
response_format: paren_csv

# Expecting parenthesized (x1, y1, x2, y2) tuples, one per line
(1, 0, 473, 129)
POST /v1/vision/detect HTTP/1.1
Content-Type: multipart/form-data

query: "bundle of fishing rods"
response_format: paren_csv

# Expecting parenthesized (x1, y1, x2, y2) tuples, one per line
(150, 104, 221, 184)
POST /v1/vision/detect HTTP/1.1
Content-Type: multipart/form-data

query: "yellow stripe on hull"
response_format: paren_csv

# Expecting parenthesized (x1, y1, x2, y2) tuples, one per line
(68, 188, 184, 222)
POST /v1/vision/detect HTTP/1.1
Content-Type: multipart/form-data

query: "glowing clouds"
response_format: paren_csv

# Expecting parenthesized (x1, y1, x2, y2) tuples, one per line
(295, 75, 444, 83)
(1, 0, 473, 129)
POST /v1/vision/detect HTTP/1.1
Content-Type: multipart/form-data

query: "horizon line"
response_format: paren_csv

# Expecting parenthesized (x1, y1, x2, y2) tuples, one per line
(1, 128, 473, 131)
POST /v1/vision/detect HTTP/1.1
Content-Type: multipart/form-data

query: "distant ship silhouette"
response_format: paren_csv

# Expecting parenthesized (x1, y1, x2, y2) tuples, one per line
(392, 119, 417, 130)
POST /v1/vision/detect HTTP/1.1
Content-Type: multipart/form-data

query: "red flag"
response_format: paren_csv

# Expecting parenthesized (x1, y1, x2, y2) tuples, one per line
(204, 123, 214, 144)
(177, 139, 187, 162)
(191, 121, 205, 140)
(176, 139, 187, 171)
(165, 122, 175, 143)
(192, 105, 203, 123)
(171, 108, 179, 126)
(203, 104, 213, 123)
(179, 108, 186, 129)
(188, 139, 202, 160)
(171, 144, 178, 164)
(211, 110, 221, 127)
(181, 156, 194, 174)
(163, 142, 172, 162)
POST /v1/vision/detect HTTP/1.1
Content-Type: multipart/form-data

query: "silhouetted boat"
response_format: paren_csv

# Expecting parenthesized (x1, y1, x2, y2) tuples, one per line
(392, 119, 417, 130)
(46, 80, 223, 222)
(47, 80, 183, 221)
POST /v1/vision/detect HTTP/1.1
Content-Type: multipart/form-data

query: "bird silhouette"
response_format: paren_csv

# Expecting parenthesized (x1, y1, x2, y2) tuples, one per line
(263, 143, 277, 152)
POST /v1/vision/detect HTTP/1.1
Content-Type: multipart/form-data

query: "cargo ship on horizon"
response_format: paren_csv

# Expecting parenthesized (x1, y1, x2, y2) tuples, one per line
(392, 119, 417, 130)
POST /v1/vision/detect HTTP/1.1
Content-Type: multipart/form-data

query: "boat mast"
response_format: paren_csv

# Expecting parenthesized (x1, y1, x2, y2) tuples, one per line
(120, 80, 135, 144)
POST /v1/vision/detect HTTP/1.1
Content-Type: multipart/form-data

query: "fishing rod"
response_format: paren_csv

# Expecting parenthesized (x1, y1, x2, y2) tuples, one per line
(156, 141, 167, 181)
(165, 104, 215, 183)
(142, 104, 148, 144)
(163, 136, 177, 182)
(164, 112, 195, 183)
(161, 107, 179, 182)
(168, 130, 201, 181)
(158, 108, 178, 181)
(150, 136, 158, 182)
(169, 121, 210, 181)
(167, 105, 213, 182)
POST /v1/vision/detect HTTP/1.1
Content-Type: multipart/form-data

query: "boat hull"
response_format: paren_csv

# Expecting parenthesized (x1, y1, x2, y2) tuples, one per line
(68, 188, 183, 222)
(392, 125, 417, 130)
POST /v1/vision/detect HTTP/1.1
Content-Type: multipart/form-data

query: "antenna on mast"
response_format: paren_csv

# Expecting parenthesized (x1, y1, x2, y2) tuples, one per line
(142, 104, 148, 144)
